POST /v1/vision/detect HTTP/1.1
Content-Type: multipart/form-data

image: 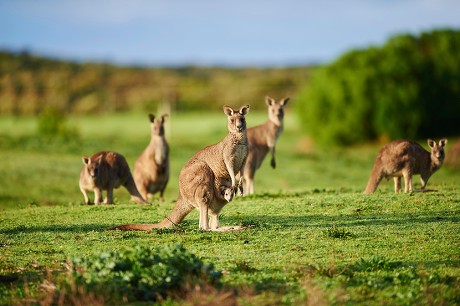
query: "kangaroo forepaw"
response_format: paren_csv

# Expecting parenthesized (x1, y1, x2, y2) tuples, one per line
(231, 186, 238, 196)
(237, 184, 244, 197)
(271, 159, 276, 169)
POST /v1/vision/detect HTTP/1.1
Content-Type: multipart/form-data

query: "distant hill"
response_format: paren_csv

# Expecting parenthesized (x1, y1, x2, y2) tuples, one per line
(0, 50, 313, 115)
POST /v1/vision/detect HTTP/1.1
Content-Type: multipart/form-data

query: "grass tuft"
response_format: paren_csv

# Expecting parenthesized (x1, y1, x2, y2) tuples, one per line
(324, 225, 354, 239)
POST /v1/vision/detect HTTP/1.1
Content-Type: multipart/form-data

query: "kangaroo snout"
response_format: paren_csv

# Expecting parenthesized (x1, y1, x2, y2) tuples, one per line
(235, 118, 246, 131)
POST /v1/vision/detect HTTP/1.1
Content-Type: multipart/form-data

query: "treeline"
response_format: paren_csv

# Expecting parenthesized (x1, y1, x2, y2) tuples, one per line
(297, 29, 460, 146)
(0, 51, 310, 115)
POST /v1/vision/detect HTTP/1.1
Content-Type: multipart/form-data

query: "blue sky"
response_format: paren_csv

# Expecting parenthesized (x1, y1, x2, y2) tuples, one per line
(1, 0, 459, 66)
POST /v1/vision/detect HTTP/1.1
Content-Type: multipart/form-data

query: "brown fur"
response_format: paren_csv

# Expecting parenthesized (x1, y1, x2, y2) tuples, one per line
(79, 151, 150, 204)
(243, 96, 289, 195)
(133, 113, 170, 202)
(364, 138, 448, 194)
(108, 105, 250, 231)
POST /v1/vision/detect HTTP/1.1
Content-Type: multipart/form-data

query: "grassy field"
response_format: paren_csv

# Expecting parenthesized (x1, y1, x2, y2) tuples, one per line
(0, 110, 459, 305)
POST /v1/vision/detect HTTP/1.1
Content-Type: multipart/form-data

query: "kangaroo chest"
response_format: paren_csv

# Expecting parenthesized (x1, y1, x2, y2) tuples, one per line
(232, 144, 248, 171)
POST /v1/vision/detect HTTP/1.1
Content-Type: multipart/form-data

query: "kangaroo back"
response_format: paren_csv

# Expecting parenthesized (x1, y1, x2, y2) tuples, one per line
(105, 152, 150, 204)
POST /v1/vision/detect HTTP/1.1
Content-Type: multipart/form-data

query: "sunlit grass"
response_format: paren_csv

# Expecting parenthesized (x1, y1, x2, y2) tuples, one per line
(0, 112, 459, 304)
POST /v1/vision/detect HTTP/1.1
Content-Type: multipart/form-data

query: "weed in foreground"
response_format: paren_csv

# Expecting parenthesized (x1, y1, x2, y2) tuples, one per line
(71, 244, 222, 303)
(324, 225, 354, 239)
(304, 256, 460, 305)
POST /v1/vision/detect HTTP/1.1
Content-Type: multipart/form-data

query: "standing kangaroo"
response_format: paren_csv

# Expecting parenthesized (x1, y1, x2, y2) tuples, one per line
(109, 105, 250, 231)
(79, 151, 150, 204)
(364, 138, 448, 194)
(133, 113, 169, 202)
(242, 96, 289, 195)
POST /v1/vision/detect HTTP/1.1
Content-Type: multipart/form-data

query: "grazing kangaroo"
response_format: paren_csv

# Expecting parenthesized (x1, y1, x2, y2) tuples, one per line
(109, 105, 250, 231)
(79, 151, 150, 205)
(364, 138, 448, 194)
(242, 96, 289, 195)
(133, 113, 169, 202)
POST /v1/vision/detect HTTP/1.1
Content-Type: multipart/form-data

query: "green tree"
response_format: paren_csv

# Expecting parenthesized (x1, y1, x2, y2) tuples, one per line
(297, 29, 460, 146)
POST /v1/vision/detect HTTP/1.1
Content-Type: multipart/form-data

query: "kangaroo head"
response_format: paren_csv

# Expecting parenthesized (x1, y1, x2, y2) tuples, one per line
(223, 105, 250, 133)
(220, 186, 234, 202)
(82, 155, 103, 180)
(266, 96, 289, 126)
(428, 138, 448, 162)
(148, 113, 168, 136)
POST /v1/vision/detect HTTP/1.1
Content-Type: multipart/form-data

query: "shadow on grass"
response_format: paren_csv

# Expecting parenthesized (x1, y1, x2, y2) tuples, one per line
(221, 209, 459, 230)
(0, 223, 108, 235)
(1, 209, 458, 235)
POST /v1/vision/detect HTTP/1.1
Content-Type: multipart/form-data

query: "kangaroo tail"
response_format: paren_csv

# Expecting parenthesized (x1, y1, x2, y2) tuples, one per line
(108, 223, 160, 231)
(107, 196, 193, 231)
(363, 165, 384, 194)
(124, 176, 151, 204)
(107, 217, 178, 231)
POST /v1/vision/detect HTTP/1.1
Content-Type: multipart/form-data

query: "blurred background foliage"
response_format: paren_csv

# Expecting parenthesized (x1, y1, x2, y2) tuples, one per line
(297, 29, 460, 146)
(1, 28, 459, 147)
(0, 51, 309, 115)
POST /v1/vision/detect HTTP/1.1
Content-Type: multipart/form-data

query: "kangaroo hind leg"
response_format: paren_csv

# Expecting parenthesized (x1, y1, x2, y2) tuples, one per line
(403, 171, 413, 193)
(194, 186, 213, 230)
(393, 176, 401, 193)
(243, 172, 255, 195)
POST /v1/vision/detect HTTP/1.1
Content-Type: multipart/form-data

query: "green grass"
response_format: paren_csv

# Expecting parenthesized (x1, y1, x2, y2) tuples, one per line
(0, 111, 459, 305)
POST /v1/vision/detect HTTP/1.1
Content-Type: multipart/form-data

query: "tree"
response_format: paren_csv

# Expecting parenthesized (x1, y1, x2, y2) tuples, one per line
(297, 29, 460, 146)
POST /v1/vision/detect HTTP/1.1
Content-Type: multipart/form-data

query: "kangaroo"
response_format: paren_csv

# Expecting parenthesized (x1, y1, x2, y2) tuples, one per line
(242, 96, 289, 195)
(133, 113, 169, 202)
(218, 176, 244, 203)
(219, 184, 234, 203)
(108, 105, 250, 231)
(364, 138, 448, 194)
(79, 151, 150, 205)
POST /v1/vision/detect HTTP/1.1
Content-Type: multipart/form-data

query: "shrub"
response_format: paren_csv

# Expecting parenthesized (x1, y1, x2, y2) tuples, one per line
(37, 107, 80, 142)
(297, 29, 460, 146)
(71, 244, 222, 303)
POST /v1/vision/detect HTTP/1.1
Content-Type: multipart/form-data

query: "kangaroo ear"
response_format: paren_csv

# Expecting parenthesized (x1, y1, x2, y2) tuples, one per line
(82, 156, 89, 165)
(94, 154, 103, 164)
(239, 104, 250, 115)
(148, 113, 155, 123)
(161, 114, 169, 123)
(265, 96, 275, 106)
(427, 139, 435, 149)
(439, 138, 448, 147)
(280, 97, 290, 106)
(223, 105, 234, 116)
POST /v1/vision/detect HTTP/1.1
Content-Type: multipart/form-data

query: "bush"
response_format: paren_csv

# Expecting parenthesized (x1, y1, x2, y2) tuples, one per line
(71, 244, 222, 303)
(37, 107, 80, 142)
(297, 29, 460, 146)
